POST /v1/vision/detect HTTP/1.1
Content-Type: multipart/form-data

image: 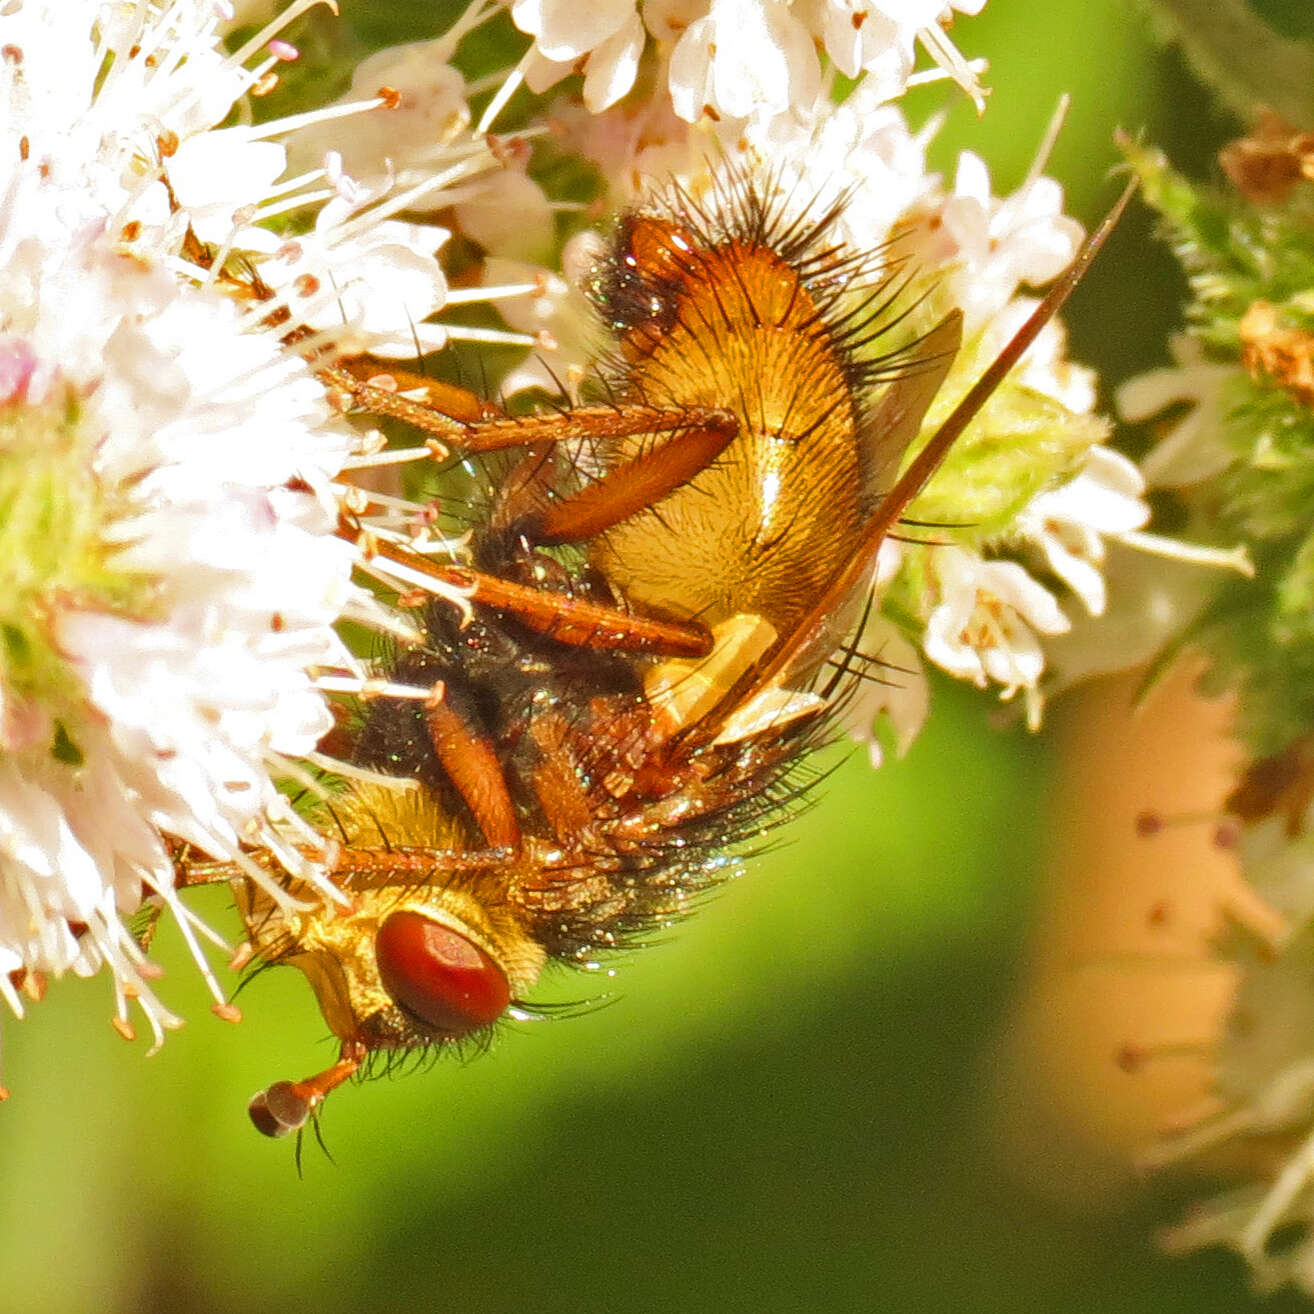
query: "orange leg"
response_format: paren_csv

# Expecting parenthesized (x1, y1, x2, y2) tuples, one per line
(423, 686, 522, 851)
(449, 402, 737, 455)
(440, 563, 713, 658)
(527, 418, 738, 544)
(332, 357, 736, 641)
(329, 846, 514, 882)
(325, 357, 735, 457)
(170, 840, 514, 891)
(351, 532, 714, 659)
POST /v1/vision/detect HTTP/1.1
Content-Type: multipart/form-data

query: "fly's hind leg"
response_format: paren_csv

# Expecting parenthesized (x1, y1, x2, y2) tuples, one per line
(345, 523, 714, 659)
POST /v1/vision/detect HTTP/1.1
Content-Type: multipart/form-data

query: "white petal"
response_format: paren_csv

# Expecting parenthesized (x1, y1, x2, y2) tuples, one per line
(512, 0, 634, 60)
(583, 10, 645, 111)
(668, 15, 715, 122)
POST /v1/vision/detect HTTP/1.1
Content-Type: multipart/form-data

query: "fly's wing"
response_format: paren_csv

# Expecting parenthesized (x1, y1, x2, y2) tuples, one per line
(767, 308, 961, 693)
(692, 178, 1139, 742)
(858, 310, 963, 509)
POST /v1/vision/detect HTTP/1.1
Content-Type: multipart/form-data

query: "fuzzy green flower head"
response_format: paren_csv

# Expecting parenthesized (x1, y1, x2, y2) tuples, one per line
(1125, 135, 1314, 756)
(906, 306, 1110, 541)
(0, 366, 146, 738)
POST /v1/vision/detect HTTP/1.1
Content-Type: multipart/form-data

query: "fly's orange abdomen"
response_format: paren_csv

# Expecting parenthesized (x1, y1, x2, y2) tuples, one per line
(589, 215, 865, 630)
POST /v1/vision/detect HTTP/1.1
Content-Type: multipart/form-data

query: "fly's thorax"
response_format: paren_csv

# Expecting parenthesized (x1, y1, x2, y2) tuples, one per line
(588, 221, 866, 630)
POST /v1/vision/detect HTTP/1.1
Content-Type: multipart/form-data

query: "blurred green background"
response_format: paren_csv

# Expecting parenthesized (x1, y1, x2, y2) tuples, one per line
(3, 2, 1309, 1311)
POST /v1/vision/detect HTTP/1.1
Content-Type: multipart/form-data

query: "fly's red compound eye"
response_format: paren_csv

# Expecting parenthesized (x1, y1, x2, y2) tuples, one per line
(375, 910, 510, 1036)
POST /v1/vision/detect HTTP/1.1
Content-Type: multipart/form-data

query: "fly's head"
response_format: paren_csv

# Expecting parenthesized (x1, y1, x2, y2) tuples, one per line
(240, 786, 546, 1137)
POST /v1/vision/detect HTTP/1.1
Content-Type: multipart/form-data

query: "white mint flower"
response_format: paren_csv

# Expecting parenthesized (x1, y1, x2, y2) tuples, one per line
(1119, 333, 1238, 488)
(514, 0, 646, 111)
(668, 0, 819, 122)
(742, 81, 942, 245)
(923, 549, 1071, 723)
(0, 171, 355, 1049)
(807, 1, 987, 106)
(833, 615, 931, 769)
(4, 0, 281, 243)
(1016, 446, 1150, 616)
(513, 0, 637, 63)
(503, 0, 986, 122)
(261, 213, 454, 356)
(914, 149, 1085, 334)
(281, 35, 475, 195)
(579, 9, 647, 111)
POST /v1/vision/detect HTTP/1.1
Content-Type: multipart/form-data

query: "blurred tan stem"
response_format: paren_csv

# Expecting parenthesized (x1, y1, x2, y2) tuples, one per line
(990, 661, 1248, 1205)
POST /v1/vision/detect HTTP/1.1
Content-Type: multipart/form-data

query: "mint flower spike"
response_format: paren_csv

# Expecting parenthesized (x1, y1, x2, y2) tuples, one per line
(0, 0, 523, 1064)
